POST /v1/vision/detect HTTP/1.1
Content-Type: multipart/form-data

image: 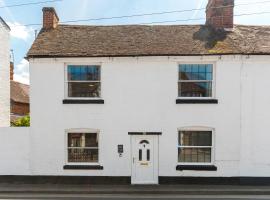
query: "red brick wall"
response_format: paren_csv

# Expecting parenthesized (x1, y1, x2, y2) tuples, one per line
(10, 62, 14, 81)
(42, 7, 59, 29)
(11, 101, 29, 116)
(206, 0, 234, 29)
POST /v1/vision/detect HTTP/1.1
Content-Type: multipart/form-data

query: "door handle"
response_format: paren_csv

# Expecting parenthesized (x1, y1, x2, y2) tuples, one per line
(133, 157, 135, 163)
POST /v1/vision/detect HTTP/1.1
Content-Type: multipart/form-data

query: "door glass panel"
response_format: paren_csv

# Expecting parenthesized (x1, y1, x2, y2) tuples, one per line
(147, 149, 150, 161)
(139, 149, 142, 161)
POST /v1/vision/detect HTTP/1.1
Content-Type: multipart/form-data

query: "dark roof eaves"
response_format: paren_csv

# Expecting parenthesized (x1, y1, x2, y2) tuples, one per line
(0, 17, 10, 31)
(27, 53, 270, 59)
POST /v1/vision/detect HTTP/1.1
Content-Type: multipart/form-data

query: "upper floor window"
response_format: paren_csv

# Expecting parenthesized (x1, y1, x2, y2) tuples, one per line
(178, 64, 213, 98)
(178, 129, 213, 164)
(67, 65, 101, 98)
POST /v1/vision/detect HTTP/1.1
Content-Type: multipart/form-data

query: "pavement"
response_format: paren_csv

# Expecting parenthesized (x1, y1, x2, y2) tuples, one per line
(1, 184, 270, 199)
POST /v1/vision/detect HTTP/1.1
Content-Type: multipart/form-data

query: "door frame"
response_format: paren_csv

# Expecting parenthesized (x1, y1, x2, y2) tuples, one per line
(129, 132, 161, 185)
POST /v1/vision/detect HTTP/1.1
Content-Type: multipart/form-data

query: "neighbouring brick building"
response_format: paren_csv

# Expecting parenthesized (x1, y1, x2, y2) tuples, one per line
(10, 63, 30, 123)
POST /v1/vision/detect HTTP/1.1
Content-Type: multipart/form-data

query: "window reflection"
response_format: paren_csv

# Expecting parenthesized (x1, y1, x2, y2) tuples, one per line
(178, 64, 213, 98)
(67, 65, 101, 98)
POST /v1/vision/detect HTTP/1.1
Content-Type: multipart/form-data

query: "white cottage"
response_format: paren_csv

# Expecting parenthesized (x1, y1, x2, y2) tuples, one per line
(0, 17, 10, 127)
(22, 0, 270, 184)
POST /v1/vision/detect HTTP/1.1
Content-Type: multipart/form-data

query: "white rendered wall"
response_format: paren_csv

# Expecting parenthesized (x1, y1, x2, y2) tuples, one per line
(29, 55, 247, 177)
(240, 59, 270, 177)
(0, 25, 10, 127)
(0, 128, 30, 175)
(0, 55, 268, 177)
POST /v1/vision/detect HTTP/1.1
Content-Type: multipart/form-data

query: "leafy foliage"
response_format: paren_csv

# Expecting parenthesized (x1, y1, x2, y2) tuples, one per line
(11, 115, 30, 127)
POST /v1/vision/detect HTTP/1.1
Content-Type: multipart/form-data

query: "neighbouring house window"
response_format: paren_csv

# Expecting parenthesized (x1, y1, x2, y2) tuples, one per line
(178, 130, 212, 163)
(178, 64, 213, 97)
(68, 133, 99, 163)
(67, 65, 101, 98)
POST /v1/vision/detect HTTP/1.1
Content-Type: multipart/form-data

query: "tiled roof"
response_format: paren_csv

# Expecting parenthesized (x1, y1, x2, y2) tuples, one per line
(27, 24, 270, 58)
(10, 81, 29, 104)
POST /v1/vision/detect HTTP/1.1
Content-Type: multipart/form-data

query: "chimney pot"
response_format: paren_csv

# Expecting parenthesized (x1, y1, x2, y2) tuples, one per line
(206, 0, 234, 30)
(42, 7, 59, 30)
(10, 62, 14, 81)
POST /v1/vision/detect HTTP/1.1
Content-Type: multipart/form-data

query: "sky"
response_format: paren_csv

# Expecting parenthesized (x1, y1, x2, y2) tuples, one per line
(1, 0, 270, 84)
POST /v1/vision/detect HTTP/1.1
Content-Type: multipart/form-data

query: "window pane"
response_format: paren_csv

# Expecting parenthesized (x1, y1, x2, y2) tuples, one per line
(178, 148, 211, 163)
(68, 149, 98, 163)
(178, 82, 212, 97)
(179, 64, 212, 81)
(85, 134, 98, 147)
(68, 65, 100, 81)
(179, 131, 212, 146)
(68, 133, 98, 148)
(68, 82, 101, 97)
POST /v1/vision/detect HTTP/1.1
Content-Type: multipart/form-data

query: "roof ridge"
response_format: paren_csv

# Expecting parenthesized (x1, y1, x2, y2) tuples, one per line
(57, 24, 270, 28)
(234, 24, 270, 28)
(11, 80, 30, 87)
(57, 24, 204, 27)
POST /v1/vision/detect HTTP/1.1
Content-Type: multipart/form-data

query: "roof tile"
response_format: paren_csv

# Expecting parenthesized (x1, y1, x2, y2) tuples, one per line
(27, 24, 270, 57)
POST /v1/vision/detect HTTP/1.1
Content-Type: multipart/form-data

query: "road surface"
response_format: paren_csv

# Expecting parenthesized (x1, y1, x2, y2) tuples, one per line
(0, 193, 270, 200)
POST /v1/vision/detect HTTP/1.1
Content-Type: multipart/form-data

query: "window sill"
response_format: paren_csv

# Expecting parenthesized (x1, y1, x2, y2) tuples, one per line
(176, 165, 217, 171)
(63, 165, 104, 170)
(63, 99, 104, 104)
(176, 99, 218, 104)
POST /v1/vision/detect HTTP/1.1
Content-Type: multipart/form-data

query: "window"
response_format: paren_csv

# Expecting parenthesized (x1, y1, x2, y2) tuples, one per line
(67, 65, 101, 98)
(67, 132, 99, 163)
(178, 64, 213, 98)
(178, 130, 213, 164)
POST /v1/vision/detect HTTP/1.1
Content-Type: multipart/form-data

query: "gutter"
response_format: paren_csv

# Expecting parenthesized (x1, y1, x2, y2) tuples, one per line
(25, 53, 270, 60)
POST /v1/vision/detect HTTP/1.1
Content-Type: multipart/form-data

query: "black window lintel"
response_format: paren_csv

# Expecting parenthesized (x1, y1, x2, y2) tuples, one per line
(176, 99, 218, 104)
(63, 99, 104, 104)
(63, 165, 104, 170)
(176, 165, 217, 171)
(128, 132, 162, 135)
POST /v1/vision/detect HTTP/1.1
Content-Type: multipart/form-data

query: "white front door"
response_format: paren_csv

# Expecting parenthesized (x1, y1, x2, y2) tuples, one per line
(131, 135, 158, 184)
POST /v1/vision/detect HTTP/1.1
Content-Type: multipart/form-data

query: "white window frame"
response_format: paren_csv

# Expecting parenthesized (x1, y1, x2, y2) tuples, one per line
(65, 128, 100, 166)
(177, 126, 215, 166)
(177, 62, 216, 99)
(64, 63, 102, 99)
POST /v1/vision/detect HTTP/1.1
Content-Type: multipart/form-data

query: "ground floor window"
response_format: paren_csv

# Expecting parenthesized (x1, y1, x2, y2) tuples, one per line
(67, 132, 99, 163)
(178, 129, 213, 164)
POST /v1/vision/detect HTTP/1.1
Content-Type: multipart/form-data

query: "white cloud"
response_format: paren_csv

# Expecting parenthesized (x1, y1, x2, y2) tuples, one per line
(14, 59, 29, 85)
(7, 22, 33, 41)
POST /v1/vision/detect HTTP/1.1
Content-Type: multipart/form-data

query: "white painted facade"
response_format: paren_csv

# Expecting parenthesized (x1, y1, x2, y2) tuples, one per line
(19, 55, 269, 180)
(0, 55, 270, 182)
(0, 18, 10, 127)
(0, 127, 30, 175)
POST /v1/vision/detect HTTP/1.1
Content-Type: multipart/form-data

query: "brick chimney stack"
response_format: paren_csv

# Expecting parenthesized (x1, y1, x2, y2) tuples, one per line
(10, 62, 14, 81)
(42, 7, 59, 30)
(206, 0, 234, 30)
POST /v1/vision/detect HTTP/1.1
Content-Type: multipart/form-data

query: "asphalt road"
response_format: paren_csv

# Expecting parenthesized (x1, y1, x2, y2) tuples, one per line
(1, 194, 270, 200)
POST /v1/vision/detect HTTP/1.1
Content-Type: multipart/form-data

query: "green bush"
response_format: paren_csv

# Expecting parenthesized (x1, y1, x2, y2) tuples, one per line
(11, 115, 30, 127)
